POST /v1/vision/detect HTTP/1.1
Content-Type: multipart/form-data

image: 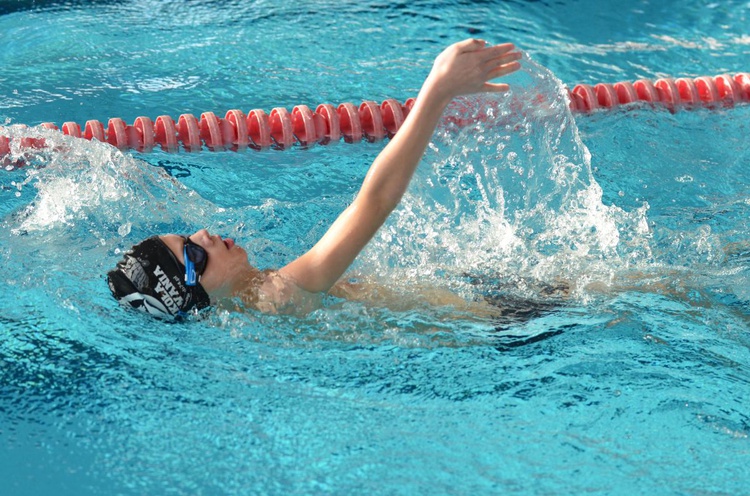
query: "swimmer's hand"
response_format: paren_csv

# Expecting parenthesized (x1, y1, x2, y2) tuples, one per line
(422, 38, 522, 105)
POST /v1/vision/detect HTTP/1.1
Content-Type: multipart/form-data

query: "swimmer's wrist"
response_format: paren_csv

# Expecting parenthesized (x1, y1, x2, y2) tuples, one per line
(417, 80, 455, 110)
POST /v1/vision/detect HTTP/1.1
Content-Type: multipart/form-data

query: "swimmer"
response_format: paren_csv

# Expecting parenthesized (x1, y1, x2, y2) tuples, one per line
(107, 39, 523, 318)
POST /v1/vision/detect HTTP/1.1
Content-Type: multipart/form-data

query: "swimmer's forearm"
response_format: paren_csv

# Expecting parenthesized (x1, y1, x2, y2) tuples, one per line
(357, 87, 451, 212)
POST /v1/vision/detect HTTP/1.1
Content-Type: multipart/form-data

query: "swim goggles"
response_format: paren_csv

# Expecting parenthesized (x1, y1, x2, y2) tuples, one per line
(182, 236, 208, 286)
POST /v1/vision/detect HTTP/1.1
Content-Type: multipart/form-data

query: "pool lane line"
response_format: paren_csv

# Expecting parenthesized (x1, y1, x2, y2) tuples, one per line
(2, 72, 749, 159)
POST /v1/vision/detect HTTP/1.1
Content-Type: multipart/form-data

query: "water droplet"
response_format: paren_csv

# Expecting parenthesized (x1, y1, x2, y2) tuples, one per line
(118, 222, 132, 236)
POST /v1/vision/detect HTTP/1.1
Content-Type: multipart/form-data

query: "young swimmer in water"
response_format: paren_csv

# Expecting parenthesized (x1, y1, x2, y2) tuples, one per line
(107, 39, 523, 318)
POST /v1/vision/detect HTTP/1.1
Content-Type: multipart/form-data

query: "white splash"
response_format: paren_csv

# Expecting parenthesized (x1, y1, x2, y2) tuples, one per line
(362, 53, 652, 295)
(1, 125, 210, 237)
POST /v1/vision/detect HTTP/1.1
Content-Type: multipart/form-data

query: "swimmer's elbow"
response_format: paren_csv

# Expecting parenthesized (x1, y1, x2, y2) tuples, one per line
(356, 188, 399, 222)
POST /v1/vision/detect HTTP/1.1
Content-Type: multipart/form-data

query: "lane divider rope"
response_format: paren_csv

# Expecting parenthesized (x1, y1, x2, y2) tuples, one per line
(2, 73, 749, 159)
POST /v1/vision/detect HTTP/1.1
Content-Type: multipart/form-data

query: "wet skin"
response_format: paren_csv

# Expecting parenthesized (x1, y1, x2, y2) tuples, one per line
(160, 229, 258, 299)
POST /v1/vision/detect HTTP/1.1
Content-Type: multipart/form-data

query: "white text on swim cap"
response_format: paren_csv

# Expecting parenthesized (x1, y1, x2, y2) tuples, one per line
(153, 264, 185, 314)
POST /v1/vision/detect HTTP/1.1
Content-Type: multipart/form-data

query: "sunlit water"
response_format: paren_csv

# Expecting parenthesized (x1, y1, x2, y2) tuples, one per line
(2, 1, 749, 494)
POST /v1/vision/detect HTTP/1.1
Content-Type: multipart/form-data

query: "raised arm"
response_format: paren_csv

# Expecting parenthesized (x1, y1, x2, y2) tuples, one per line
(280, 39, 522, 293)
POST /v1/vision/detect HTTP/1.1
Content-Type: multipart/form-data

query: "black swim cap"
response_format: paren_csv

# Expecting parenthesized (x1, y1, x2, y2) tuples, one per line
(107, 236, 211, 319)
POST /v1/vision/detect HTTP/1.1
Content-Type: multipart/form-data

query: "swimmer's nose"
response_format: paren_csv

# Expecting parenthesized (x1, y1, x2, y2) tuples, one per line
(189, 228, 212, 243)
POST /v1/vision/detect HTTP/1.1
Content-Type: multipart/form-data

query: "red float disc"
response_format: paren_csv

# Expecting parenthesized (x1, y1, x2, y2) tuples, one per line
(314, 103, 340, 144)
(154, 115, 178, 152)
(733, 73, 750, 101)
(0, 135, 10, 157)
(694, 76, 719, 103)
(269, 107, 295, 149)
(714, 74, 740, 103)
(84, 120, 105, 141)
(107, 118, 128, 149)
(247, 109, 271, 149)
(337, 102, 362, 143)
(292, 105, 316, 145)
(613, 81, 638, 104)
(177, 114, 201, 151)
(62, 122, 82, 138)
(359, 101, 385, 141)
(654, 78, 680, 108)
(224, 109, 248, 150)
(200, 112, 224, 150)
(675, 78, 699, 105)
(594, 83, 617, 108)
(572, 84, 597, 111)
(633, 80, 658, 103)
(133, 116, 155, 152)
(381, 99, 404, 137)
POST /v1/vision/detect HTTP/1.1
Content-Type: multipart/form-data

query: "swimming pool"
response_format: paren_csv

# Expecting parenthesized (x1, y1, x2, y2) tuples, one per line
(2, 0, 749, 494)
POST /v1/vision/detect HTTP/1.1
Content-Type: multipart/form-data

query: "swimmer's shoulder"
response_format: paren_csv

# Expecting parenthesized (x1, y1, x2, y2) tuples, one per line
(250, 270, 323, 315)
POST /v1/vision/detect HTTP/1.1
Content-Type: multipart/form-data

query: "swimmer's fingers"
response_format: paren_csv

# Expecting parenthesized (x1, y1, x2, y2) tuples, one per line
(478, 43, 521, 74)
(487, 60, 522, 78)
(483, 49, 522, 71)
(478, 44, 521, 92)
(483, 82, 511, 93)
(483, 58, 522, 92)
(484, 49, 522, 74)
(456, 39, 515, 58)
(478, 42, 518, 59)
(480, 66, 519, 93)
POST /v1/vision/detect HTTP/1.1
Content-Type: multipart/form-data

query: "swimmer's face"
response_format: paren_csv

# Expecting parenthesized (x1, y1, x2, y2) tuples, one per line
(160, 229, 253, 297)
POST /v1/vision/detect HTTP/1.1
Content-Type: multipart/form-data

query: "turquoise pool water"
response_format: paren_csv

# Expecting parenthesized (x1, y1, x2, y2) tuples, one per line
(2, 1, 750, 494)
